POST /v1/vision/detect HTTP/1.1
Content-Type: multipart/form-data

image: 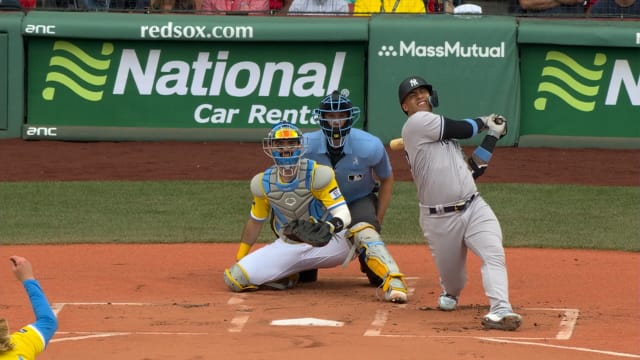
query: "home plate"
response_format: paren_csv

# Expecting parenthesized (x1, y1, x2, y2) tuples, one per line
(270, 318, 344, 327)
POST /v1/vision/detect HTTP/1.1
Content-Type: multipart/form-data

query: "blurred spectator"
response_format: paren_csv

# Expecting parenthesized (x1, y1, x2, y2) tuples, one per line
(353, 0, 426, 15)
(19, 0, 35, 9)
(286, 0, 349, 15)
(40, 0, 79, 9)
(511, 0, 587, 15)
(150, 0, 194, 11)
(588, 0, 639, 15)
(269, 0, 283, 12)
(201, 0, 269, 13)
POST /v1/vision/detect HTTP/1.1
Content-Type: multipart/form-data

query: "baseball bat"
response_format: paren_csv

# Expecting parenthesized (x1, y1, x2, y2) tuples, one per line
(389, 138, 404, 151)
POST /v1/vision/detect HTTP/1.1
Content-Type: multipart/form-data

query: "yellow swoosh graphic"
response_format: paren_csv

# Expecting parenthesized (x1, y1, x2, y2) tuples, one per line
(537, 82, 595, 112)
(541, 67, 599, 96)
(52, 41, 113, 70)
(43, 72, 104, 102)
(545, 51, 604, 81)
(43, 41, 113, 101)
(535, 51, 606, 112)
(49, 56, 107, 86)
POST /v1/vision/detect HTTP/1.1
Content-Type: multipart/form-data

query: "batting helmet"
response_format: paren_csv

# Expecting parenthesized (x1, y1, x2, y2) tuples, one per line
(263, 121, 306, 177)
(313, 91, 361, 148)
(397, 76, 439, 109)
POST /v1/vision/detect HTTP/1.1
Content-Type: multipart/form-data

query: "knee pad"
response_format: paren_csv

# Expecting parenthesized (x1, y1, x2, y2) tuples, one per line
(223, 263, 258, 292)
(351, 222, 405, 290)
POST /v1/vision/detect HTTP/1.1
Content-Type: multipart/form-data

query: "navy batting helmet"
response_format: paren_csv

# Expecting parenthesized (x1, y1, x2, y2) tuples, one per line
(397, 76, 439, 108)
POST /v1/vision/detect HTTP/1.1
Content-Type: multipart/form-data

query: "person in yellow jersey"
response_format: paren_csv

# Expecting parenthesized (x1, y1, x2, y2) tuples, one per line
(353, 0, 426, 15)
(0, 256, 58, 360)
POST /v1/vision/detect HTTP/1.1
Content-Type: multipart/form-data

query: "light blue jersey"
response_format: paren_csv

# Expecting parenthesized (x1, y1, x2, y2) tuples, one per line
(304, 128, 392, 203)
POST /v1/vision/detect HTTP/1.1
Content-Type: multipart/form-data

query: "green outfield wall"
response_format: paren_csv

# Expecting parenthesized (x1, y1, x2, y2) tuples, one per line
(1, 12, 638, 148)
(0, 12, 24, 139)
(517, 19, 640, 148)
(366, 15, 520, 147)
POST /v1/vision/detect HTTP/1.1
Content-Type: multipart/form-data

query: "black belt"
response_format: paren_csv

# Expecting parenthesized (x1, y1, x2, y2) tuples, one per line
(427, 194, 477, 215)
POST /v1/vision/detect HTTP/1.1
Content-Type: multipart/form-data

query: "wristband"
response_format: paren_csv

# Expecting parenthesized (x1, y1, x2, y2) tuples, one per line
(236, 242, 252, 261)
(327, 217, 344, 233)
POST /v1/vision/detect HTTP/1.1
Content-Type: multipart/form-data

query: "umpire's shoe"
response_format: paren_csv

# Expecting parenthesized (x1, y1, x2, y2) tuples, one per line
(298, 269, 318, 283)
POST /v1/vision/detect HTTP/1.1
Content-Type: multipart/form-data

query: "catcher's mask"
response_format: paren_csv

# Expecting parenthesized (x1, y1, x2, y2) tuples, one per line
(312, 90, 361, 148)
(398, 76, 439, 113)
(263, 122, 305, 178)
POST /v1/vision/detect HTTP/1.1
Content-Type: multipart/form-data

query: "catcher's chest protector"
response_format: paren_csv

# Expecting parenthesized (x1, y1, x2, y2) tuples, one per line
(264, 160, 315, 229)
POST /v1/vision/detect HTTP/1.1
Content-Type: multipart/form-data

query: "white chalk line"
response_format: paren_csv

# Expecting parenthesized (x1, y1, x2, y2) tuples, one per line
(52, 331, 208, 343)
(227, 294, 250, 333)
(477, 337, 640, 358)
(50, 290, 635, 358)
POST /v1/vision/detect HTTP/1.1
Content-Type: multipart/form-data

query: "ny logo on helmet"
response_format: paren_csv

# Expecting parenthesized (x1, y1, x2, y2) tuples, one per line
(410, 78, 419, 87)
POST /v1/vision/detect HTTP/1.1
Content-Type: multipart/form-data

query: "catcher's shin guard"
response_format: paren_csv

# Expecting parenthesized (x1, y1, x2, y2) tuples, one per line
(223, 263, 258, 292)
(351, 223, 408, 301)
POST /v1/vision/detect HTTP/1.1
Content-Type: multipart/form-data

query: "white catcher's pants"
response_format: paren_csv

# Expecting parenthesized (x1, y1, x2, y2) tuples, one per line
(237, 230, 352, 286)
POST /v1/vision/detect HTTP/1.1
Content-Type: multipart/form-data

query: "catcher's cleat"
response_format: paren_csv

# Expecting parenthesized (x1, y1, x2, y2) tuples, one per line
(438, 293, 458, 311)
(383, 276, 408, 303)
(385, 289, 407, 303)
(481, 311, 522, 331)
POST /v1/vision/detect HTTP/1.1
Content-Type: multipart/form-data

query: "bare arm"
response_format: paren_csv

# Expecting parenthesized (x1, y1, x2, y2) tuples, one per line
(240, 217, 264, 246)
(518, 0, 582, 10)
(235, 218, 264, 261)
(376, 174, 393, 226)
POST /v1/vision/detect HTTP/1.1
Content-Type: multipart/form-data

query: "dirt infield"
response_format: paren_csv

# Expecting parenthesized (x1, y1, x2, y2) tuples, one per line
(1, 140, 639, 360)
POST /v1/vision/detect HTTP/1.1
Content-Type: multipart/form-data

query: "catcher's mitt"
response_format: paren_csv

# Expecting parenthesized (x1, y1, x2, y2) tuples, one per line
(282, 219, 333, 247)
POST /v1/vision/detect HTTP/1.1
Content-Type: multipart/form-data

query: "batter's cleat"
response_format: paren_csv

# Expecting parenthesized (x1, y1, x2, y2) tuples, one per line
(383, 277, 408, 303)
(481, 311, 523, 331)
(438, 293, 458, 311)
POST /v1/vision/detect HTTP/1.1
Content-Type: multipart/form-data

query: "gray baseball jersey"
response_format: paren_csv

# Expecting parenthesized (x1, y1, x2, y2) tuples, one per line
(401, 110, 514, 315)
(401, 111, 476, 206)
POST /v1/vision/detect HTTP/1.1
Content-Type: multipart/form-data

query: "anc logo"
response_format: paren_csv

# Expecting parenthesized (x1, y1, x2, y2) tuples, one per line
(534, 51, 606, 112)
(42, 41, 114, 102)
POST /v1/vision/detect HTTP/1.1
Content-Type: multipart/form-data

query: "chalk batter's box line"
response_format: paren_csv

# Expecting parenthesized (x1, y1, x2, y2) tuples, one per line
(364, 307, 579, 341)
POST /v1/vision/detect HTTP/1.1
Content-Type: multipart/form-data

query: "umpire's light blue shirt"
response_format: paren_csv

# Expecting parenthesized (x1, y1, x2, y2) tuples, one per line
(304, 128, 392, 203)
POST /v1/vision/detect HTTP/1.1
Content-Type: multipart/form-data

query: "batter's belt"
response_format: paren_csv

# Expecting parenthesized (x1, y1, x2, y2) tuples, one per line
(422, 193, 478, 215)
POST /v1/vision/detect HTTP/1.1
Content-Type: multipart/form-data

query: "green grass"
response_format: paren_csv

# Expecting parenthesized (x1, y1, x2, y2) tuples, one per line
(0, 181, 638, 251)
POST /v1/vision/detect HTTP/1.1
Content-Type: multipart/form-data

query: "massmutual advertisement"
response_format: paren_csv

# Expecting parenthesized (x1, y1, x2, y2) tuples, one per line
(26, 38, 365, 141)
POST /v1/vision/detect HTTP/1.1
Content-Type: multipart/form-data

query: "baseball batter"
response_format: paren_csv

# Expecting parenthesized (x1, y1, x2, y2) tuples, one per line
(0, 256, 58, 360)
(303, 91, 408, 303)
(397, 75, 522, 330)
(223, 122, 356, 292)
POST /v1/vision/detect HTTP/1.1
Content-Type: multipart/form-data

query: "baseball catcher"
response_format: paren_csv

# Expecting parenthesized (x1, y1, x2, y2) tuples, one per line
(223, 122, 355, 294)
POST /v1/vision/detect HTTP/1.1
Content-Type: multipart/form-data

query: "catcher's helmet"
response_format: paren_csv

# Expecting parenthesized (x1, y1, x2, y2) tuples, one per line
(397, 76, 439, 109)
(263, 121, 305, 177)
(313, 90, 361, 148)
